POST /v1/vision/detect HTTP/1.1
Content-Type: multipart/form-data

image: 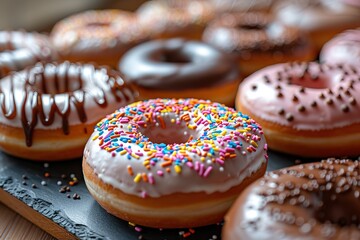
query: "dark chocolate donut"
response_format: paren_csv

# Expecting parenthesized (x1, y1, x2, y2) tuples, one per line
(119, 38, 239, 90)
(223, 159, 360, 240)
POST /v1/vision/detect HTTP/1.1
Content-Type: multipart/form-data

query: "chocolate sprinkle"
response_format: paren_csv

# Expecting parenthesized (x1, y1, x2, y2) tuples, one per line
(341, 104, 349, 113)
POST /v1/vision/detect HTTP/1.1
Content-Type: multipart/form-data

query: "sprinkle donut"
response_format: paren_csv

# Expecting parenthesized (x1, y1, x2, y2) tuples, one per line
(202, 12, 316, 76)
(0, 62, 137, 161)
(50, 10, 148, 67)
(236, 62, 360, 157)
(0, 31, 56, 78)
(223, 159, 360, 240)
(83, 98, 268, 228)
(320, 29, 360, 67)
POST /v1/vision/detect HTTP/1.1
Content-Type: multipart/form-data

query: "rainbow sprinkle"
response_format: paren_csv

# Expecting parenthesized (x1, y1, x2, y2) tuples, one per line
(92, 98, 267, 188)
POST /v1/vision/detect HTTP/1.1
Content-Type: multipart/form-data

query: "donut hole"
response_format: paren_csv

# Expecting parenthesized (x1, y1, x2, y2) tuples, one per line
(28, 64, 83, 95)
(237, 22, 266, 31)
(314, 191, 360, 226)
(160, 50, 192, 64)
(289, 74, 332, 89)
(86, 22, 111, 28)
(139, 117, 199, 144)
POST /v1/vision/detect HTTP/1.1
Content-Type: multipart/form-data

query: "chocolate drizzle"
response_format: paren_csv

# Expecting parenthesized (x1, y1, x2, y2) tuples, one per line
(0, 62, 137, 146)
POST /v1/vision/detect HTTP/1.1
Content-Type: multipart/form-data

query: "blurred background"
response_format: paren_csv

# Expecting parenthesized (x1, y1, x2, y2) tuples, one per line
(0, 0, 146, 31)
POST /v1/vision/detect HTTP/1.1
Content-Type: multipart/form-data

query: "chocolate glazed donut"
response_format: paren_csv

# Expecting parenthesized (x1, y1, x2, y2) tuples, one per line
(119, 38, 241, 106)
(0, 61, 138, 161)
(223, 159, 360, 240)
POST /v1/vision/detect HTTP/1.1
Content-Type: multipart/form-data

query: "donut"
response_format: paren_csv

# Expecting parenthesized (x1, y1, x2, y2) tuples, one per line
(274, 0, 360, 52)
(202, 12, 316, 76)
(341, 0, 360, 8)
(50, 10, 148, 68)
(118, 38, 241, 106)
(136, 0, 214, 40)
(0, 62, 138, 161)
(223, 158, 360, 240)
(235, 62, 360, 157)
(320, 29, 360, 67)
(209, 0, 277, 13)
(0, 31, 56, 78)
(83, 98, 268, 228)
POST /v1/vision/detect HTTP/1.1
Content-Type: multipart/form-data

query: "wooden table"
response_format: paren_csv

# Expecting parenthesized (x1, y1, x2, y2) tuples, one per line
(0, 203, 55, 240)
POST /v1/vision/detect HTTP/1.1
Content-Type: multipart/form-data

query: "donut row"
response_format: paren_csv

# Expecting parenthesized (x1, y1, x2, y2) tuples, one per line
(0, 1, 360, 238)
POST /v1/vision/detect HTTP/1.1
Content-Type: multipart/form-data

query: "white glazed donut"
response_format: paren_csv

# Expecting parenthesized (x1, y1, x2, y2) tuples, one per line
(83, 98, 268, 228)
(0, 61, 137, 161)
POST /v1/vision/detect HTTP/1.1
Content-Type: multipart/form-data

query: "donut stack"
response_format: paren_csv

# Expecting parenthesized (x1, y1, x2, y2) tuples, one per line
(1, 0, 360, 238)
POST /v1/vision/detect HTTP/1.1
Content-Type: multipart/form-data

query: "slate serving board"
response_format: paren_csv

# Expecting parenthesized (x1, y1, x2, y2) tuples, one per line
(0, 150, 320, 240)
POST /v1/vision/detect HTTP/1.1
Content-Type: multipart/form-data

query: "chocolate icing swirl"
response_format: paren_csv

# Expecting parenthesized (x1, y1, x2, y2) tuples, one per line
(119, 38, 239, 90)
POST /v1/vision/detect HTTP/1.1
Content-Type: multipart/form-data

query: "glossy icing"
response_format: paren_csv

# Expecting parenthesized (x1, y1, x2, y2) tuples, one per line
(223, 159, 360, 240)
(320, 29, 360, 66)
(119, 38, 239, 90)
(0, 31, 55, 77)
(0, 62, 137, 146)
(85, 98, 268, 198)
(238, 62, 360, 130)
(275, 0, 360, 30)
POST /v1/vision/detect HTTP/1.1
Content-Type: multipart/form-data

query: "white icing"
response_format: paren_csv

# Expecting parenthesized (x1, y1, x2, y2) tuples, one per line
(0, 62, 135, 130)
(85, 99, 267, 198)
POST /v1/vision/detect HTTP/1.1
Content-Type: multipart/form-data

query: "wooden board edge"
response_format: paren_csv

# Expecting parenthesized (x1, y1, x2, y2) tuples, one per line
(0, 188, 77, 240)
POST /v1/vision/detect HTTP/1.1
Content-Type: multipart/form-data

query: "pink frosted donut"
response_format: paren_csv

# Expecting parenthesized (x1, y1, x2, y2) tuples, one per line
(341, 0, 360, 7)
(0, 31, 56, 78)
(236, 62, 360, 157)
(83, 98, 268, 228)
(320, 29, 360, 67)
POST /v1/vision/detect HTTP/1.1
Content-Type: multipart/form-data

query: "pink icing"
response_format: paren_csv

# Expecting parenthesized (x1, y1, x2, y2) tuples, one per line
(320, 29, 360, 66)
(238, 62, 360, 130)
(341, 0, 360, 7)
